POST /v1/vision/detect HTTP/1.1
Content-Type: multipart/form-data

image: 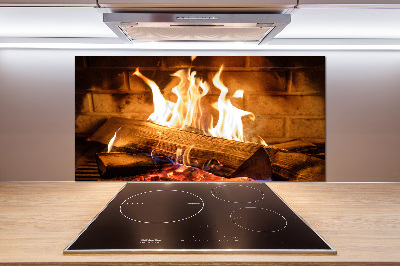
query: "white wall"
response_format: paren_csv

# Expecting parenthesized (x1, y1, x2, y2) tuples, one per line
(0, 48, 399, 182)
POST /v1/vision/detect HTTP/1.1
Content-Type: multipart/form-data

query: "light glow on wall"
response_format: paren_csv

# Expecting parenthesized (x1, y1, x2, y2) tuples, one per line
(1, 42, 400, 50)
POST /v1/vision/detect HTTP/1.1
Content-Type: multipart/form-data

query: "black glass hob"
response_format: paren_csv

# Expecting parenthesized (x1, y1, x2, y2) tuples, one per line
(64, 182, 336, 254)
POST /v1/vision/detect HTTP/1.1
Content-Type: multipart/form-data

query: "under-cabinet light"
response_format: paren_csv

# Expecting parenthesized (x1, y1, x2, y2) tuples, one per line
(0, 40, 399, 50)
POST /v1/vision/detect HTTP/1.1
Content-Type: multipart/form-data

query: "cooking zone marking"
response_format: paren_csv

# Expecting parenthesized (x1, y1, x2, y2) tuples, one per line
(230, 207, 288, 233)
(211, 185, 265, 204)
(120, 190, 204, 224)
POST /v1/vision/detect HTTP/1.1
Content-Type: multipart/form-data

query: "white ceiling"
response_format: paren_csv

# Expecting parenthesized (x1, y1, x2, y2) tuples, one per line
(0, 6, 399, 44)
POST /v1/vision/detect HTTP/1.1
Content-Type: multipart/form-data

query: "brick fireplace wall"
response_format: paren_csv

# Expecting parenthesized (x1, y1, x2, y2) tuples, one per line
(75, 56, 325, 144)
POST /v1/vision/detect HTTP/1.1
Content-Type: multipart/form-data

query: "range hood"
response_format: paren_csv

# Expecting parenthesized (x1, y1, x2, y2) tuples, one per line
(103, 13, 291, 45)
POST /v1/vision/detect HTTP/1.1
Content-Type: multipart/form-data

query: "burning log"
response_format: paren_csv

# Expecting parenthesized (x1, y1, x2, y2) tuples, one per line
(266, 139, 325, 181)
(95, 152, 163, 179)
(89, 117, 272, 180)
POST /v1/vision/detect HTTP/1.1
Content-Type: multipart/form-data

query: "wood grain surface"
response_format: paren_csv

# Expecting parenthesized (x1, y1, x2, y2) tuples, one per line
(0, 182, 399, 265)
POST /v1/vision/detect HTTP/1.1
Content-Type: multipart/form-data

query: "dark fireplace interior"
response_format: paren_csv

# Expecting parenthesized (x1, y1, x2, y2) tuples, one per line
(75, 56, 325, 181)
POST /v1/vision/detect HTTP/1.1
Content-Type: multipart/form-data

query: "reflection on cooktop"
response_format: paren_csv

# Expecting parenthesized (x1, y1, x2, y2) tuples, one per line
(64, 182, 336, 254)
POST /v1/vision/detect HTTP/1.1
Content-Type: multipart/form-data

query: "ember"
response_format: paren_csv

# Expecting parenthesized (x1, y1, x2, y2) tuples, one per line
(106, 162, 253, 182)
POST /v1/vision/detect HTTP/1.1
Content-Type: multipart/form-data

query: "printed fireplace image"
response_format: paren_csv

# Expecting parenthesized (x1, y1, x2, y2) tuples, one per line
(75, 56, 325, 182)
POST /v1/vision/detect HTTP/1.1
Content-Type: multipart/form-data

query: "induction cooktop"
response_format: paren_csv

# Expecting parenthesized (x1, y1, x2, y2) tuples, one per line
(64, 182, 336, 254)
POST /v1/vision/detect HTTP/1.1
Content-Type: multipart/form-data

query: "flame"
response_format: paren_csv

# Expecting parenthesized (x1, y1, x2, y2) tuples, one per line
(133, 68, 174, 126)
(233, 90, 244, 98)
(107, 127, 121, 153)
(176, 148, 183, 164)
(134, 65, 254, 142)
(209, 66, 255, 142)
(258, 136, 268, 147)
(182, 145, 194, 166)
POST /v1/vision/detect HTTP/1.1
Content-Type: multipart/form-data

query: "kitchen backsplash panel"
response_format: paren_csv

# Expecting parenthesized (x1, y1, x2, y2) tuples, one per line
(75, 56, 325, 144)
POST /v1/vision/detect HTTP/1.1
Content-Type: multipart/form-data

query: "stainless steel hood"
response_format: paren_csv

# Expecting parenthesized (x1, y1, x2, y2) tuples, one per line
(103, 13, 291, 45)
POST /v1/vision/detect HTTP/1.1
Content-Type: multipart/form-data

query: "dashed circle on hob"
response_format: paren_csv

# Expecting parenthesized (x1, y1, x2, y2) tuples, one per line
(230, 207, 287, 233)
(120, 190, 204, 224)
(211, 185, 264, 203)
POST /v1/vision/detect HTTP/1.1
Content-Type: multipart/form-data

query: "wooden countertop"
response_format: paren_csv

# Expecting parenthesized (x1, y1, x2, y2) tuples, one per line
(0, 182, 399, 265)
